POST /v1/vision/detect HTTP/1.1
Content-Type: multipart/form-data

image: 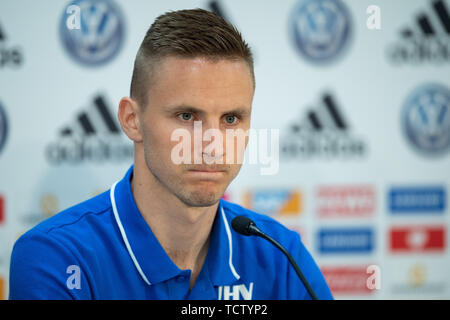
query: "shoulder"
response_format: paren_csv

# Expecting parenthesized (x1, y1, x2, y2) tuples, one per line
(10, 190, 114, 299)
(27, 190, 111, 234)
(15, 190, 113, 251)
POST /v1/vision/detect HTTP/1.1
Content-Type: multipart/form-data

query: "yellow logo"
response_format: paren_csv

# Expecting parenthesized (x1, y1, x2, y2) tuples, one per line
(40, 193, 59, 218)
(0, 277, 4, 300)
(408, 264, 427, 288)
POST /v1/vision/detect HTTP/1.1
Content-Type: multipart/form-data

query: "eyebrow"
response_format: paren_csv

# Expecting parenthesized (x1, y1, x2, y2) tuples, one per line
(164, 105, 251, 117)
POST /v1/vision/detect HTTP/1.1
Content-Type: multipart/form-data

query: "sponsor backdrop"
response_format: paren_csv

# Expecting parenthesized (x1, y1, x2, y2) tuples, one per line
(0, 0, 449, 299)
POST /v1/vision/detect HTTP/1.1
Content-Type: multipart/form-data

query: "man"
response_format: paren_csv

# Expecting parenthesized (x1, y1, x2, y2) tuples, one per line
(10, 9, 332, 300)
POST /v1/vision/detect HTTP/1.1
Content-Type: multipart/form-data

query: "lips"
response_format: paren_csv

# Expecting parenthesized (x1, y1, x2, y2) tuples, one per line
(188, 169, 226, 173)
(187, 166, 227, 173)
(185, 167, 228, 180)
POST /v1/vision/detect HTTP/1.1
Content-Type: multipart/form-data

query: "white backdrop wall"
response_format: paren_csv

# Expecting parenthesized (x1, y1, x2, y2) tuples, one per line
(0, 0, 449, 299)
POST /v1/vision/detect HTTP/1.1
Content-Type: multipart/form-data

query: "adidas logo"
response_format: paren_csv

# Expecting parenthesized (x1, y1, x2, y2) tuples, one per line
(387, 0, 450, 64)
(281, 92, 366, 160)
(46, 94, 133, 164)
(0, 24, 5, 41)
(0, 22, 24, 68)
(207, 0, 229, 21)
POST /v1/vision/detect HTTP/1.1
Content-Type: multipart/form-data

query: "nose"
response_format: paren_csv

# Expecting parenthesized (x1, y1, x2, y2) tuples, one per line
(192, 119, 225, 164)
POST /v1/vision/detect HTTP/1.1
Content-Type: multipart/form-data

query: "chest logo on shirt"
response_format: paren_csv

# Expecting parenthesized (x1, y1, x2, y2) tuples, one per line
(217, 282, 254, 300)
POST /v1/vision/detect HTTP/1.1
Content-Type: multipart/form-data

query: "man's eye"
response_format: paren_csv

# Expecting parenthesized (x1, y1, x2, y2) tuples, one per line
(225, 115, 238, 124)
(179, 113, 193, 121)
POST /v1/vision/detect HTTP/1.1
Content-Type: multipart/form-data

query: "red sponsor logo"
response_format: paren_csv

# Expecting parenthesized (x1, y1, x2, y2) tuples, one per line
(317, 185, 375, 217)
(0, 195, 4, 224)
(321, 266, 373, 294)
(390, 226, 446, 252)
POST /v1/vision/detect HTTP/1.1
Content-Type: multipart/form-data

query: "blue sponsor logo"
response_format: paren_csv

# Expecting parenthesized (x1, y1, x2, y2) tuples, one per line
(389, 187, 446, 214)
(401, 83, 450, 156)
(318, 228, 374, 254)
(59, 0, 125, 66)
(289, 0, 352, 64)
(0, 102, 8, 155)
(245, 189, 301, 216)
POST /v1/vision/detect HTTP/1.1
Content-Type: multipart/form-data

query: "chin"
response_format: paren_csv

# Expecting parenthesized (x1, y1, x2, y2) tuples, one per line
(178, 188, 223, 208)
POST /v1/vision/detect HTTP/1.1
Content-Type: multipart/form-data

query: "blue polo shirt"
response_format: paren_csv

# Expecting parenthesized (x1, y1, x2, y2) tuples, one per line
(9, 165, 332, 300)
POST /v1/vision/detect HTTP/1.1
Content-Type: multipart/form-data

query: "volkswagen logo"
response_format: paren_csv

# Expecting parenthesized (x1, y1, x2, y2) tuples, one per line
(402, 83, 450, 156)
(0, 102, 8, 155)
(59, 0, 125, 66)
(290, 0, 352, 64)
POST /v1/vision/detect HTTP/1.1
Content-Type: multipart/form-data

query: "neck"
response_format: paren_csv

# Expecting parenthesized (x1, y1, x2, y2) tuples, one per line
(131, 157, 218, 287)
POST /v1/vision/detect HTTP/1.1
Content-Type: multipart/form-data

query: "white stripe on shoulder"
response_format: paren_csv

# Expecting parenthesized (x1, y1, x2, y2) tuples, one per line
(220, 204, 241, 280)
(110, 180, 151, 286)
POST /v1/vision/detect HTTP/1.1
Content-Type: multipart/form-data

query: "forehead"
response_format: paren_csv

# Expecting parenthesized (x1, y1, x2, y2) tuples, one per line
(147, 56, 254, 111)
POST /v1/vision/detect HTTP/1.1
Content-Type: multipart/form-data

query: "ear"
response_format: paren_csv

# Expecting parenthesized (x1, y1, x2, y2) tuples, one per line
(118, 97, 143, 143)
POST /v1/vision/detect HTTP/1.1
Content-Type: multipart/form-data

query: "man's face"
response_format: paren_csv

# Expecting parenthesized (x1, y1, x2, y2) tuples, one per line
(137, 56, 254, 207)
